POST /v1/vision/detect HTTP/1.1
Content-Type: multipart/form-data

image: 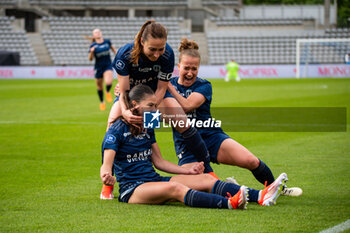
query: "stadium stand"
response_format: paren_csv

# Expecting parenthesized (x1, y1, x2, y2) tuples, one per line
(207, 17, 350, 65)
(0, 1, 347, 66)
(0, 16, 39, 65)
(210, 17, 315, 26)
(28, 0, 187, 6)
(207, 33, 350, 65)
(41, 16, 190, 65)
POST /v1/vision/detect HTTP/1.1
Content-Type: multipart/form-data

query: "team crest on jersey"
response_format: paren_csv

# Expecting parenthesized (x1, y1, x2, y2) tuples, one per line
(185, 89, 192, 97)
(115, 60, 125, 69)
(153, 65, 161, 72)
(106, 134, 116, 144)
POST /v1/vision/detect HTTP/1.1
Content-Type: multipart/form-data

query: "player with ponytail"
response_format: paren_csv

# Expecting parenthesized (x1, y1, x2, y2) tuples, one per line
(101, 21, 212, 199)
(100, 84, 288, 208)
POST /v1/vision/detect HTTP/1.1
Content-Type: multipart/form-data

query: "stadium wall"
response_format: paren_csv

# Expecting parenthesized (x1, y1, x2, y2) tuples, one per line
(0, 64, 349, 79)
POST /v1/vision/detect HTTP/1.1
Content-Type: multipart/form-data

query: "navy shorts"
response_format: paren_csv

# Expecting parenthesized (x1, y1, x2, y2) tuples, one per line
(178, 129, 230, 165)
(95, 65, 113, 79)
(118, 176, 171, 203)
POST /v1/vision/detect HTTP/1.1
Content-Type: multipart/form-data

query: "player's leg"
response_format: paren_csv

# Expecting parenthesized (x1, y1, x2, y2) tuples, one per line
(129, 181, 246, 209)
(225, 72, 230, 82)
(95, 77, 105, 111)
(103, 69, 113, 103)
(159, 97, 212, 173)
(171, 173, 278, 208)
(234, 71, 241, 82)
(170, 173, 217, 192)
(217, 138, 275, 185)
(174, 172, 287, 206)
(128, 182, 189, 204)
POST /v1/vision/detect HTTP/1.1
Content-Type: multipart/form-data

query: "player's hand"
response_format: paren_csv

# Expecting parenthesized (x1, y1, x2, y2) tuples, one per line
(188, 162, 204, 174)
(122, 107, 143, 125)
(90, 46, 95, 52)
(101, 172, 116, 186)
(114, 83, 120, 97)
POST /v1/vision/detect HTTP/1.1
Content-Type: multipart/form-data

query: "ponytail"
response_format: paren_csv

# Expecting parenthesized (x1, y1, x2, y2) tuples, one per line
(85, 35, 95, 44)
(130, 20, 168, 64)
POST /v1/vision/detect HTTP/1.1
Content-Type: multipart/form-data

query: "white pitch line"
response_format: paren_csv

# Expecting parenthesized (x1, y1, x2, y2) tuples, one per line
(319, 219, 350, 233)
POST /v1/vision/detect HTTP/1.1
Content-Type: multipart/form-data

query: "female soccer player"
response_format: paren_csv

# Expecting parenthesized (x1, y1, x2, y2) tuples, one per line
(166, 38, 302, 196)
(88, 28, 117, 111)
(100, 84, 288, 209)
(102, 20, 212, 198)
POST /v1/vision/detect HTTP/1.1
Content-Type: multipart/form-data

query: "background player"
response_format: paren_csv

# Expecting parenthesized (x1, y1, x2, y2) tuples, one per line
(101, 20, 213, 199)
(100, 84, 288, 208)
(166, 38, 302, 196)
(88, 28, 117, 111)
(225, 59, 240, 82)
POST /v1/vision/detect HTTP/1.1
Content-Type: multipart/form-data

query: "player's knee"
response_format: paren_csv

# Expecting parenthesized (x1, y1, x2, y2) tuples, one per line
(247, 157, 260, 170)
(167, 182, 186, 197)
(198, 174, 217, 192)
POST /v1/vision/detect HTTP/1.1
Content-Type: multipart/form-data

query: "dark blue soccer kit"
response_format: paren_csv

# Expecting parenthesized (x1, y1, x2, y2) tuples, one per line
(89, 39, 113, 78)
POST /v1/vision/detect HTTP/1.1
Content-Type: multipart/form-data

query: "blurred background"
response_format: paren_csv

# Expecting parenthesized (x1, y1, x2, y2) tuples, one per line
(0, 0, 348, 69)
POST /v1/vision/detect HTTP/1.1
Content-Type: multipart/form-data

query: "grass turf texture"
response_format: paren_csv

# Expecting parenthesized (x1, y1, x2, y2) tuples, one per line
(0, 78, 349, 232)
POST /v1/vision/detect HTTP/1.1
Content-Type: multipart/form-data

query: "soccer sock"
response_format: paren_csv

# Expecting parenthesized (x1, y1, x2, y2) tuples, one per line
(208, 172, 220, 180)
(211, 180, 260, 203)
(106, 84, 112, 93)
(97, 90, 104, 102)
(181, 127, 212, 173)
(184, 189, 229, 209)
(211, 180, 240, 196)
(251, 159, 275, 185)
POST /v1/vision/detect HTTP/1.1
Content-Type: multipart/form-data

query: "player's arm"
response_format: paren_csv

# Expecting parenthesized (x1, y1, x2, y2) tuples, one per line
(151, 143, 204, 175)
(154, 80, 168, 106)
(107, 74, 143, 128)
(167, 82, 206, 113)
(100, 149, 116, 186)
(111, 45, 117, 55)
(88, 46, 95, 61)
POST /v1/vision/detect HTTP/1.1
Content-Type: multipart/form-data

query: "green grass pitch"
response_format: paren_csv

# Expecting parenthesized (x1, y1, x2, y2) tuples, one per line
(0, 78, 349, 232)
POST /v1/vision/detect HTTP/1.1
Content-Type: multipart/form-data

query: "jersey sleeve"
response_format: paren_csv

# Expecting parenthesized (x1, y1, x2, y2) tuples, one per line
(157, 44, 175, 81)
(112, 45, 130, 76)
(194, 81, 212, 102)
(103, 129, 121, 152)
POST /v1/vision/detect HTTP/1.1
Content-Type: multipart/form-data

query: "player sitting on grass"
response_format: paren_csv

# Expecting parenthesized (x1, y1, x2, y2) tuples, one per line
(102, 20, 215, 199)
(88, 28, 117, 111)
(100, 84, 288, 209)
(166, 38, 302, 197)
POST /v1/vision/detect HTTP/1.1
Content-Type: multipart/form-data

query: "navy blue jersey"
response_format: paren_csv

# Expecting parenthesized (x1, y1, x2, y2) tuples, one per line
(169, 76, 212, 120)
(169, 77, 225, 156)
(112, 42, 174, 92)
(102, 119, 162, 191)
(89, 39, 113, 69)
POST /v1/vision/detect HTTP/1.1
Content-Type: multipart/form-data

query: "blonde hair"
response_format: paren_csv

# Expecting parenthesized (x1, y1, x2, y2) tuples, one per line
(130, 20, 168, 64)
(178, 38, 200, 63)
